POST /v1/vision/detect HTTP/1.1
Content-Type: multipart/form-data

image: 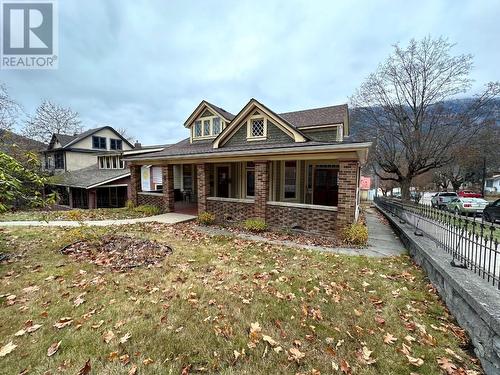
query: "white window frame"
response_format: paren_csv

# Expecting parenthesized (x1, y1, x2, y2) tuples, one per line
(246, 114, 268, 141)
(192, 115, 224, 140)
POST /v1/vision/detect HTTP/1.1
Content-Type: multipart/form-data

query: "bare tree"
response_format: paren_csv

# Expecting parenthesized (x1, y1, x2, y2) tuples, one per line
(116, 127, 134, 143)
(23, 100, 82, 143)
(351, 37, 500, 201)
(0, 84, 22, 131)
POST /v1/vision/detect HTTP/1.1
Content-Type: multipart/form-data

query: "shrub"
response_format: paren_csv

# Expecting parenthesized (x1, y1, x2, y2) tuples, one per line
(198, 211, 215, 225)
(133, 204, 161, 216)
(341, 222, 368, 246)
(125, 199, 135, 210)
(243, 218, 267, 233)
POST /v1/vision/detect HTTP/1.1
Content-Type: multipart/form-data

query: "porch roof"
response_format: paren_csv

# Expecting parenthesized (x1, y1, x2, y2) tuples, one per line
(124, 138, 372, 162)
(49, 165, 130, 189)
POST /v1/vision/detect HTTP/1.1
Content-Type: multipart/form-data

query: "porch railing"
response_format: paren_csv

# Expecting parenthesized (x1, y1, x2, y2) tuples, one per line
(374, 197, 499, 289)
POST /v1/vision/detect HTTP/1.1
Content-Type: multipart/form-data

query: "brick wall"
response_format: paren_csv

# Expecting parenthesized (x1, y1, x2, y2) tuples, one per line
(197, 163, 210, 213)
(266, 204, 338, 234)
(337, 160, 359, 226)
(255, 161, 269, 219)
(137, 192, 165, 210)
(207, 199, 254, 223)
(129, 165, 141, 205)
(162, 165, 175, 212)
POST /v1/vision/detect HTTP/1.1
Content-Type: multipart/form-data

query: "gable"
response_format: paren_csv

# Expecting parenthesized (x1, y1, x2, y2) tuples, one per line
(69, 128, 133, 151)
(213, 99, 307, 149)
(222, 118, 294, 147)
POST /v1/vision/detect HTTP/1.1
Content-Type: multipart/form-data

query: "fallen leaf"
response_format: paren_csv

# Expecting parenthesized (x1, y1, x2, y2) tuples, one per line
(53, 317, 73, 329)
(120, 332, 132, 344)
(73, 296, 85, 307)
(77, 359, 91, 375)
(437, 357, 457, 374)
(128, 364, 138, 375)
(262, 335, 278, 347)
(406, 354, 424, 367)
(103, 330, 115, 344)
(383, 333, 398, 345)
(143, 357, 154, 365)
(47, 341, 61, 357)
(288, 347, 305, 363)
(0, 341, 17, 357)
(374, 315, 385, 325)
(340, 358, 352, 374)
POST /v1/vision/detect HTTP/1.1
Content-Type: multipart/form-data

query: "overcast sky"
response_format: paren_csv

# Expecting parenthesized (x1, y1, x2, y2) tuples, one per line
(2, 0, 499, 145)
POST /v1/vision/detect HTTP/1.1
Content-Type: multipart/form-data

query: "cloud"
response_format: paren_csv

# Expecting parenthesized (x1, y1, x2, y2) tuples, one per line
(2, 0, 499, 145)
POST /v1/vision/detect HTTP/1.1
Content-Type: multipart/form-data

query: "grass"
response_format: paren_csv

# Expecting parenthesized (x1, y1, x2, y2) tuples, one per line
(0, 207, 156, 222)
(0, 223, 482, 374)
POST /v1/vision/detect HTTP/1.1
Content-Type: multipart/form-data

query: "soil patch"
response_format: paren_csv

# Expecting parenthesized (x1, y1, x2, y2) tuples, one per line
(60, 235, 172, 270)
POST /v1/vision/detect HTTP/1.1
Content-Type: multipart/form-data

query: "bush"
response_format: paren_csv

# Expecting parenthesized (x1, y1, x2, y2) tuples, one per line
(341, 222, 368, 246)
(198, 211, 215, 225)
(243, 218, 267, 233)
(133, 204, 161, 216)
(125, 199, 135, 210)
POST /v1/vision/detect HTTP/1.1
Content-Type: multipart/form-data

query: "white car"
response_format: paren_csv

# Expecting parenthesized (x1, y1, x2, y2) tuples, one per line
(446, 197, 489, 216)
(431, 192, 458, 209)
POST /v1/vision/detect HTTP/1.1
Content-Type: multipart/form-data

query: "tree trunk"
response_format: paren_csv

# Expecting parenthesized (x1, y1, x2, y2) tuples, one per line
(481, 157, 486, 197)
(451, 180, 462, 192)
(400, 178, 412, 202)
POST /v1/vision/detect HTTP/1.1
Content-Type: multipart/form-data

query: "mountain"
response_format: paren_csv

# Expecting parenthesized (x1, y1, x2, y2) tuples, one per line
(0, 129, 47, 155)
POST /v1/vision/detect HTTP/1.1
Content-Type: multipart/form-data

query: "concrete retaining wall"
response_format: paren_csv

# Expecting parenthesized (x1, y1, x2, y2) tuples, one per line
(376, 204, 500, 375)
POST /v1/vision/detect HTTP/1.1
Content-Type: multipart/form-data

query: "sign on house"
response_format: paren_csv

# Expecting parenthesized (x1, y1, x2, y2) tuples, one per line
(141, 166, 151, 191)
(360, 176, 371, 190)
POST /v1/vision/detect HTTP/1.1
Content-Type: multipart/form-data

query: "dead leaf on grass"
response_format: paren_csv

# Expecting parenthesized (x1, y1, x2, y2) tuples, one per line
(128, 364, 138, 375)
(406, 354, 424, 367)
(103, 330, 115, 343)
(120, 332, 132, 344)
(77, 359, 91, 375)
(0, 341, 17, 357)
(47, 341, 61, 357)
(383, 333, 398, 345)
(288, 347, 305, 363)
(53, 317, 72, 329)
(437, 357, 457, 374)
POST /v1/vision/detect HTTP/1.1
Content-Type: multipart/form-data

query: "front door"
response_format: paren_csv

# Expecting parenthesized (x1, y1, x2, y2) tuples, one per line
(217, 166, 230, 198)
(313, 168, 338, 206)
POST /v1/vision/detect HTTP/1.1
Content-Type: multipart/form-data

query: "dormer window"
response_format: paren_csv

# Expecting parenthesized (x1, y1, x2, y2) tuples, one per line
(247, 115, 267, 140)
(192, 115, 224, 140)
(92, 136, 107, 149)
(110, 139, 122, 150)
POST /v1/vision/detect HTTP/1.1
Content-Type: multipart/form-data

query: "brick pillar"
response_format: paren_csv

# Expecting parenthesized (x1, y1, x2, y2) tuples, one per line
(196, 163, 210, 214)
(162, 164, 175, 212)
(255, 161, 269, 220)
(129, 165, 141, 205)
(337, 160, 359, 226)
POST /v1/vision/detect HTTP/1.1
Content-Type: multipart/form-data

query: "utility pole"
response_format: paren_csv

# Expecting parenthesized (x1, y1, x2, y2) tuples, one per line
(481, 157, 486, 197)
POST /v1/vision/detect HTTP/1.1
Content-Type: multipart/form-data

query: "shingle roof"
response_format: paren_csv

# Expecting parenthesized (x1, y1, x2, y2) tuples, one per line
(279, 104, 347, 128)
(50, 164, 130, 189)
(205, 101, 235, 120)
(51, 126, 134, 150)
(54, 133, 78, 147)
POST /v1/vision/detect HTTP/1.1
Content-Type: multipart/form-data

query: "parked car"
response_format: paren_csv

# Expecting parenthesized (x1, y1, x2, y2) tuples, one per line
(483, 199, 500, 223)
(446, 197, 489, 216)
(457, 190, 482, 198)
(431, 192, 458, 208)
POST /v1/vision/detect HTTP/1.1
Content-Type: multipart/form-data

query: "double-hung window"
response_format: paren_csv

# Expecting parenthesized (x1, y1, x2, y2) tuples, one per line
(110, 139, 122, 150)
(284, 161, 297, 199)
(92, 136, 106, 149)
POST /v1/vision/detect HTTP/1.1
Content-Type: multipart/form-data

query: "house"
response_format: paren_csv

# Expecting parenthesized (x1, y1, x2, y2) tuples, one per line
(43, 126, 166, 208)
(485, 174, 500, 194)
(125, 99, 371, 234)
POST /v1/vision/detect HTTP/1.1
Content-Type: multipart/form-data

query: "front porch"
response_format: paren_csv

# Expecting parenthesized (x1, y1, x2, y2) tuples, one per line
(130, 159, 360, 235)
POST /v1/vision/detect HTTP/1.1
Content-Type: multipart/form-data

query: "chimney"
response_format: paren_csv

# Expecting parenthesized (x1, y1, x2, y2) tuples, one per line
(134, 140, 142, 149)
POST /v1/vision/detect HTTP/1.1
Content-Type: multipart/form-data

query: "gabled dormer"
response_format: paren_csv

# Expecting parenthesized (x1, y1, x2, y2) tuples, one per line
(184, 101, 235, 143)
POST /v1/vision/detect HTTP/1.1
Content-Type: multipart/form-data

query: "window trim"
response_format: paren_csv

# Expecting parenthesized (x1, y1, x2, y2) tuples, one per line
(246, 115, 268, 141)
(92, 136, 107, 150)
(192, 115, 224, 140)
(281, 160, 300, 201)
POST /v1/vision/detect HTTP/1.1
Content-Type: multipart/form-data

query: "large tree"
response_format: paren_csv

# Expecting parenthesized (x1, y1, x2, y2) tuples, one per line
(351, 37, 499, 201)
(23, 100, 82, 143)
(0, 84, 22, 131)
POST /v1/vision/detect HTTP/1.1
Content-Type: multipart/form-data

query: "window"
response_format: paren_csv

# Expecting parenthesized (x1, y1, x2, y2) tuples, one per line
(203, 119, 211, 136)
(92, 136, 106, 149)
(54, 152, 64, 169)
(251, 118, 265, 137)
(284, 161, 297, 199)
(110, 139, 122, 150)
(213, 117, 221, 135)
(183, 165, 193, 191)
(98, 156, 124, 169)
(246, 162, 255, 197)
(486, 180, 493, 188)
(194, 121, 202, 137)
(155, 184, 163, 192)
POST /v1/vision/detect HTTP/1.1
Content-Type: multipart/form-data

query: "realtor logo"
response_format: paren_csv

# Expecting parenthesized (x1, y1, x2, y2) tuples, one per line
(1, 0, 58, 69)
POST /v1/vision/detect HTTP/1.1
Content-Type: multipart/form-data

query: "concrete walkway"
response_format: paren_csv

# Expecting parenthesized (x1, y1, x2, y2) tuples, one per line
(0, 213, 196, 227)
(196, 207, 406, 257)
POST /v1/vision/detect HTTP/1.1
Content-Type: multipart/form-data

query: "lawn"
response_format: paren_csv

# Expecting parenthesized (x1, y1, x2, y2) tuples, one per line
(0, 206, 158, 222)
(0, 223, 482, 374)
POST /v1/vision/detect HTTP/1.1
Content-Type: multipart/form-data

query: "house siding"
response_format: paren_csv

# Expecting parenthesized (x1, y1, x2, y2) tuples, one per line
(207, 199, 254, 222)
(266, 204, 337, 234)
(223, 120, 293, 147)
(303, 128, 339, 142)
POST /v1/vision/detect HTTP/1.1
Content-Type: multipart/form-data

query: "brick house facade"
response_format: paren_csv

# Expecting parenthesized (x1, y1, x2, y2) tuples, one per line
(125, 99, 370, 235)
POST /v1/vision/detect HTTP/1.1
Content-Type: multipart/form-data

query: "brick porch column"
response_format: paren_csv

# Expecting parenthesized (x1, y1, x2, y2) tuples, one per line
(337, 160, 359, 226)
(196, 163, 209, 214)
(162, 164, 175, 212)
(254, 161, 269, 220)
(129, 164, 141, 205)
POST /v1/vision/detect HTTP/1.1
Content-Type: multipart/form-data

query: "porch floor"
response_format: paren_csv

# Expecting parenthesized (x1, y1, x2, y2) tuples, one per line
(174, 201, 198, 216)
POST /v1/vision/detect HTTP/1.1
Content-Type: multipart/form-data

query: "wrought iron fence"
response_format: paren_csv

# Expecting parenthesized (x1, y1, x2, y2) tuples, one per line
(374, 197, 499, 289)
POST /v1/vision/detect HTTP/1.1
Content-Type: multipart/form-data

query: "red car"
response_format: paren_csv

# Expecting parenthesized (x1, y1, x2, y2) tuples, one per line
(457, 190, 482, 198)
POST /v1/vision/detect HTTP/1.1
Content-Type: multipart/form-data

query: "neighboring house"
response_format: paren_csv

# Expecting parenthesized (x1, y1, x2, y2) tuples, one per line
(42, 126, 166, 208)
(125, 99, 371, 235)
(485, 174, 500, 194)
